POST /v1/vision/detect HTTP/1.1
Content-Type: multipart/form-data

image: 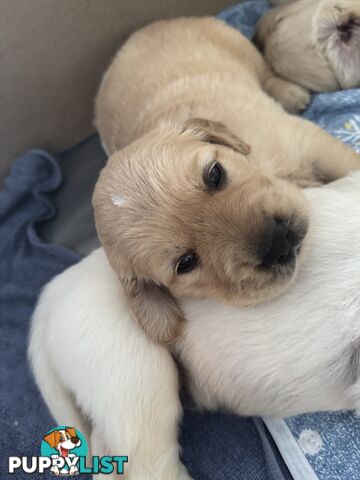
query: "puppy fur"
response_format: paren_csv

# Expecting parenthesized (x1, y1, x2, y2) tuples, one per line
(29, 255, 190, 480)
(29, 171, 360, 479)
(256, 0, 360, 92)
(93, 17, 360, 344)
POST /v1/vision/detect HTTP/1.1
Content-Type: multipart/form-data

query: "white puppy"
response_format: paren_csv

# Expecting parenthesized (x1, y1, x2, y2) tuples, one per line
(29, 171, 360, 478)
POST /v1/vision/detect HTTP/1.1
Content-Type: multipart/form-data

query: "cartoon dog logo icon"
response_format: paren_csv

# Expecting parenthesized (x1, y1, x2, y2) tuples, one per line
(43, 427, 82, 475)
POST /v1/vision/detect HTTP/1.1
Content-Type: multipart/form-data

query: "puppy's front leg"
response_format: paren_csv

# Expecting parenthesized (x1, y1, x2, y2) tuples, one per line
(88, 344, 193, 480)
(91, 414, 192, 480)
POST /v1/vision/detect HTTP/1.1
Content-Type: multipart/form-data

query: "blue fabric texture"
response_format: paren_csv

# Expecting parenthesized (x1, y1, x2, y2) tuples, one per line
(218, 0, 270, 39)
(285, 412, 360, 480)
(0, 152, 81, 477)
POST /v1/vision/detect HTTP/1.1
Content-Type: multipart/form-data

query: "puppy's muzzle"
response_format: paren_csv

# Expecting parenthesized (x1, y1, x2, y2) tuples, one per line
(260, 218, 304, 268)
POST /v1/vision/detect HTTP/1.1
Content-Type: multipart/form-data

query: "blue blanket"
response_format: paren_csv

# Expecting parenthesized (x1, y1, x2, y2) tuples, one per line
(1, 1, 360, 479)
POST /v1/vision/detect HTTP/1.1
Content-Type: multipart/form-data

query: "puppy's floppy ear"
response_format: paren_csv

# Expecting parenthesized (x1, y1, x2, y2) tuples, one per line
(120, 270, 185, 345)
(43, 431, 57, 449)
(182, 118, 250, 155)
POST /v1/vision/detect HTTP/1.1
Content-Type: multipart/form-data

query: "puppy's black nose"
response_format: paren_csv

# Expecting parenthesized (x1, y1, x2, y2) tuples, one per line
(261, 219, 298, 267)
(71, 436, 79, 445)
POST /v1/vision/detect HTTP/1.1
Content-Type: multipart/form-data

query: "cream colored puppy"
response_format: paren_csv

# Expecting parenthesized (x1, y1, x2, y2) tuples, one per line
(29, 171, 360, 479)
(256, 0, 360, 92)
(94, 17, 360, 345)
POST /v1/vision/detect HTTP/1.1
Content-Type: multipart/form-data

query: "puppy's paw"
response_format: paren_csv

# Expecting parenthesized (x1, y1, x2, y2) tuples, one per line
(277, 84, 311, 113)
(264, 75, 311, 113)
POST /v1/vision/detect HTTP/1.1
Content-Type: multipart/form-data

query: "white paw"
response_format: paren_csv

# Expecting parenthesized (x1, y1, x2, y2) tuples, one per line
(69, 465, 78, 475)
(51, 466, 60, 475)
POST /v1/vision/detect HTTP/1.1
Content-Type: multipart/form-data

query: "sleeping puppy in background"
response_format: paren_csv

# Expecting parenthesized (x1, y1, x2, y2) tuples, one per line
(256, 0, 360, 92)
(94, 17, 360, 345)
(29, 171, 360, 479)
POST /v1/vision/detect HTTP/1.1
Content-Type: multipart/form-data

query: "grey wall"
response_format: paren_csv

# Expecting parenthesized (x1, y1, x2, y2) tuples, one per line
(0, 0, 235, 181)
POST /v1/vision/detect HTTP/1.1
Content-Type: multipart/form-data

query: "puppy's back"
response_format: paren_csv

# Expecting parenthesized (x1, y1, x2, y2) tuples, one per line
(95, 17, 265, 154)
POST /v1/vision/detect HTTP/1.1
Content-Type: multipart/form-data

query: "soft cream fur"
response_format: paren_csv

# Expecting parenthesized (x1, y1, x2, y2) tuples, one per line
(256, 0, 360, 92)
(29, 171, 360, 479)
(29, 253, 190, 480)
(94, 17, 360, 344)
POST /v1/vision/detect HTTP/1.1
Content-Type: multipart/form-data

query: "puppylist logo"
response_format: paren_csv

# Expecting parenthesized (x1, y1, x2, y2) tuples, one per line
(9, 426, 128, 476)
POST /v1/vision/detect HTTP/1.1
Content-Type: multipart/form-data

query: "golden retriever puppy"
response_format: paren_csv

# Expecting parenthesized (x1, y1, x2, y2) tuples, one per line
(256, 0, 360, 92)
(93, 17, 360, 344)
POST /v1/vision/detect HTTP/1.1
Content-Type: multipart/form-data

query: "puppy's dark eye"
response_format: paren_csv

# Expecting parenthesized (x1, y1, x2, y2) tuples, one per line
(176, 252, 198, 274)
(205, 162, 225, 190)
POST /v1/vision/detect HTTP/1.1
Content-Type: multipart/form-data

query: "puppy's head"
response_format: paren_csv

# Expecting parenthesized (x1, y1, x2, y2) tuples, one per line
(314, 0, 360, 89)
(93, 119, 309, 344)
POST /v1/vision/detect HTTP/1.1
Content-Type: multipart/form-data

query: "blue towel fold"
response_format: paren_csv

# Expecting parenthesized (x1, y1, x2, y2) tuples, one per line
(0, 151, 80, 476)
